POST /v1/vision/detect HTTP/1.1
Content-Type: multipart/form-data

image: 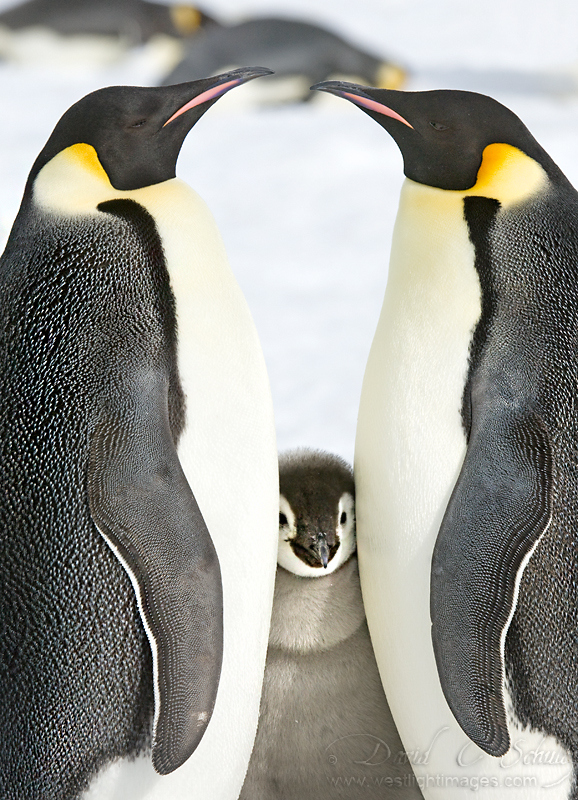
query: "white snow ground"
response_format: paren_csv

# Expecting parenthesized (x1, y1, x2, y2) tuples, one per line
(1, 0, 578, 463)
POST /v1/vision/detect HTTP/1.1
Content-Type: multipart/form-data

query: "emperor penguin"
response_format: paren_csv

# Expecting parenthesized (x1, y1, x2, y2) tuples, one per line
(0, 0, 214, 42)
(0, 0, 216, 67)
(239, 449, 423, 800)
(161, 17, 405, 103)
(312, 82, 578, 798)
(0, 68, 278, 800)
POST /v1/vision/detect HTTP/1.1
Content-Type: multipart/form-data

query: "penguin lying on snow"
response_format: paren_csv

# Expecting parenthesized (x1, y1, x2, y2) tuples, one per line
(0, 0, 216, 66)
(312, 82, 578, 797)
(162, 17, 406, 102)
(0, 68, 279, 800)
(240, 449, 422, 800)
(0, 0, 214, 42)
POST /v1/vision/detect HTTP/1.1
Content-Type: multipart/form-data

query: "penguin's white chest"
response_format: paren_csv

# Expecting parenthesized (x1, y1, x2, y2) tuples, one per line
(355, 178, 571, 798)
(0, 24, 130, 65)
(356, 178, 481, 567)
(91, 181, 279, 800)
(152, 184, 280, 798)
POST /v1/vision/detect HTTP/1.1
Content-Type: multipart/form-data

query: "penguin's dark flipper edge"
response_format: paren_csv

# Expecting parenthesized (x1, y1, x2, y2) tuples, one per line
(87, 370, 223, 775)
(430, 411, 552, 757)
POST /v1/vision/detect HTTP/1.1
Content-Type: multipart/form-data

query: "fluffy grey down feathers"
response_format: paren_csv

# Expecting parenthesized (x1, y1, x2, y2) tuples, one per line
(240, 449, 422, 799)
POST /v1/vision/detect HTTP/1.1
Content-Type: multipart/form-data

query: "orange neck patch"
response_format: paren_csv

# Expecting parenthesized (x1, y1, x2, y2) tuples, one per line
(64, 143, 110, 183)
(467, 143, 547, 205)
(170, 6, 202, 35)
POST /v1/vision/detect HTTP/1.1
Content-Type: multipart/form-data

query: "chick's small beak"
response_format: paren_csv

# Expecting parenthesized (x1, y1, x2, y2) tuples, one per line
(314, 533, 330, 569)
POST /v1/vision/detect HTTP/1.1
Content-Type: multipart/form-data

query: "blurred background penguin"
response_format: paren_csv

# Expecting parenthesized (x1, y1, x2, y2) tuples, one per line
(0, 0, 406, 97)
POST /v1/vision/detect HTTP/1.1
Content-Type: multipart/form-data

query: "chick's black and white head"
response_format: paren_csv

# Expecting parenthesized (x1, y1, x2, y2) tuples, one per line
(278, 449, 355, 578)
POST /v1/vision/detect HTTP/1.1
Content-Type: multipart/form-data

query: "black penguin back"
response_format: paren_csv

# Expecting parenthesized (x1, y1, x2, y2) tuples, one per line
(461, 179, 578, 773)
(0, 199, 183, 799)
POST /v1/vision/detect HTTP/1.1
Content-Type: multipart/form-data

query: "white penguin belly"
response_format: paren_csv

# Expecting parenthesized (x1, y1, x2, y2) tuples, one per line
(68, 180, 279, 799)
(0, 24, 131, 66)
(354, 178, 571, 799)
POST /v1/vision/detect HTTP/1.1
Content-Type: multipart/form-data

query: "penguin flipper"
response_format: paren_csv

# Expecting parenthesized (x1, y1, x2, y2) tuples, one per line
(87, 372, 223, 775)
(430, 412, 552, 757)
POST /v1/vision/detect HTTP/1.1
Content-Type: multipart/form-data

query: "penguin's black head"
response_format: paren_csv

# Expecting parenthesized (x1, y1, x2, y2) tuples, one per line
(29, 67, 273, 192)
(311, 82, 560, 191)
(278, 449, 356, 577)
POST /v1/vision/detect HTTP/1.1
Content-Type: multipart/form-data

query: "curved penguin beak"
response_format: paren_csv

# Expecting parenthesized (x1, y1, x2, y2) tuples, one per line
(163, 66, 274, 128)
(313, 532, 330, 569)
(310, 79, 414, 129)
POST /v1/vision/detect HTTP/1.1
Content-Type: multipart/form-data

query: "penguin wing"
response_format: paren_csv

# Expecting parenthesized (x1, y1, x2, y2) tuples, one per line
(430, 411, 552, 757)
(87, 371, 223, 775)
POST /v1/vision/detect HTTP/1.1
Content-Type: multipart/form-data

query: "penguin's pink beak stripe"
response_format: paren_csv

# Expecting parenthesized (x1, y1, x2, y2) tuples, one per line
(163, 79, 241, 127)
(341, 92, 414, 129)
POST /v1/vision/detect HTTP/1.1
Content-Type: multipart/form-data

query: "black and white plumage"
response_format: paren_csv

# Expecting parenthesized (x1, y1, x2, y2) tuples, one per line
(313, 81, 578, 797)
(0, 0, 214, 43)
(0, 0, 216, 68)
(162, 17, 406, 102)
(239, 449, 422, 800)
(277, 449, 356, 577)
(0, 69, 278, 800)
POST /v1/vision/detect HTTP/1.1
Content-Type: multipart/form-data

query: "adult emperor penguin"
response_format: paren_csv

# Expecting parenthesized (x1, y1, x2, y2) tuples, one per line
(239, 449, 422, 800)
(0, 68, 278, 800)
(0, 0, 216, 67)
(312, 82, 578, 797)
(0, 0, 215, 42)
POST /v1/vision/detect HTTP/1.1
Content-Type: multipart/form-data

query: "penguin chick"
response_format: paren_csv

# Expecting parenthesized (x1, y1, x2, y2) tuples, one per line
(277, 448, 356, 578)
(239, 449, 423, 800)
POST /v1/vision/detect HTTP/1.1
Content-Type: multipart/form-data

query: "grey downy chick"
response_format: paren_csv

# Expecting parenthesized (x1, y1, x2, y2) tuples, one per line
(239, 449, 423, 799)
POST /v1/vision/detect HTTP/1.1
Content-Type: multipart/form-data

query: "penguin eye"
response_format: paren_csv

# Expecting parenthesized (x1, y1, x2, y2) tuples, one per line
(128, 119, 148, 129)
(340, 511, 347, 524)
(279, 513, 288, 526)
(429, 121, 449, 131)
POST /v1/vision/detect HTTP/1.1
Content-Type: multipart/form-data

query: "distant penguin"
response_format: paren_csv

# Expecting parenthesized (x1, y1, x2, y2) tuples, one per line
(0, 0, 216, 66)
(312, 81, 578, 797)
(162, 18, 405, 103)
(239, 449, 423, 800)
(0, 0, 215, 41)
(0, 68, 278, 800)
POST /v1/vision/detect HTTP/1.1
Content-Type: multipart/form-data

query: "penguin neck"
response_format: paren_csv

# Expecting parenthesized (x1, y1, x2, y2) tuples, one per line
(466, 143, 548, 206)
(355, 177, 484, 566)
(29, 141, 233, 305)
(268, 556, 365, 653)
(32, 142, 189, 217)
(388, 177, 483, 312)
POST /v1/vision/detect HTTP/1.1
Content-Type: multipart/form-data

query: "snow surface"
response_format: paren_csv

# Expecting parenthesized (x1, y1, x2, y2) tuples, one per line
(1, 0, 578, 463)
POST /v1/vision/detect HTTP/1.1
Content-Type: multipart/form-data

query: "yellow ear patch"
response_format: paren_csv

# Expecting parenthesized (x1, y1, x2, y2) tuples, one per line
(34, 143, 117, 213)
(33, 140, 196, 218)
(64, 143, 111, 183)
(170, 6, 202, 35)
(375, 62, 407, 91)
(466, 143, 547, 206)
